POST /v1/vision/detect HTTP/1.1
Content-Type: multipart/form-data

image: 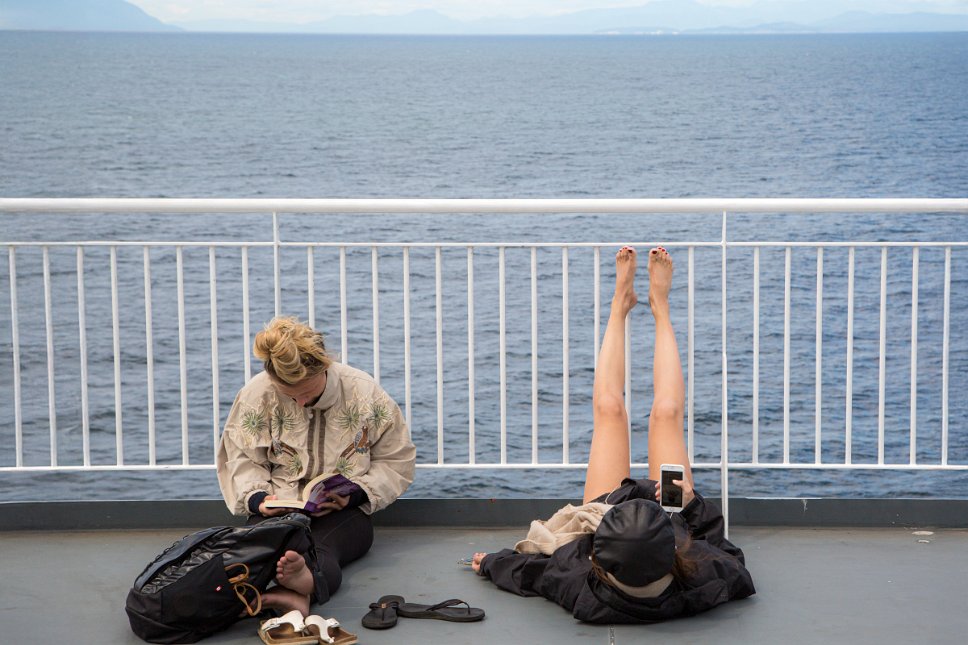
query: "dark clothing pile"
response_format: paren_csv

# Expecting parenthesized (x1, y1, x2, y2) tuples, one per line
(479, 478, 755, 623)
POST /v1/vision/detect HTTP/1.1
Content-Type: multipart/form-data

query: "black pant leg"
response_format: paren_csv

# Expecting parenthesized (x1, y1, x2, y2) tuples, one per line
(309, 507, 374, 604)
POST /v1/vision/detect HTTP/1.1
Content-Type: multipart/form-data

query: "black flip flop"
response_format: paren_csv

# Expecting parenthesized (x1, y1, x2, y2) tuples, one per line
(397, 598, 485, 622)
(361, 594, 404, 630)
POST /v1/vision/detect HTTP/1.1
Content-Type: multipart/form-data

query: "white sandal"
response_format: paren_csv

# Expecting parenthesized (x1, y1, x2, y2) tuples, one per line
(258, 609, 318, 645)
(304, 615, 358, 645)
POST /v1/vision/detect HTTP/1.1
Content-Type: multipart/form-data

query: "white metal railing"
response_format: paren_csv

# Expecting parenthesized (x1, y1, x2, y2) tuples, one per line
(2, 198, 968, 521)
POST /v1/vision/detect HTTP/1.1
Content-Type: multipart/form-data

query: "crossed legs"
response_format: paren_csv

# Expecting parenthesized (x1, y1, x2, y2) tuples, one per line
(583, 246, 692, 504)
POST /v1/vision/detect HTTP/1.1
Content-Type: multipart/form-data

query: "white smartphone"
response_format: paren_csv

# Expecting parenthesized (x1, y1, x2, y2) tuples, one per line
(659, 464, 685, 512)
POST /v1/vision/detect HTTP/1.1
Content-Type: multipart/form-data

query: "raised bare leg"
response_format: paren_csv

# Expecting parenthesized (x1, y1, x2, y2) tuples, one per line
(646, 247, 692, 484)
(584, 246, 637, 503)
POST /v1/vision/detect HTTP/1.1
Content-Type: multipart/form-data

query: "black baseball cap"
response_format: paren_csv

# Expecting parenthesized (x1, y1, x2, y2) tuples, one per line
(593, 499, 676, 586)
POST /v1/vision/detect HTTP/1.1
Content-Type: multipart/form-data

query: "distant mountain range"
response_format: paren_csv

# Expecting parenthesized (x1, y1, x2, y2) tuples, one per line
(2, 0, 968, 35)
(0, 0, 179, 32)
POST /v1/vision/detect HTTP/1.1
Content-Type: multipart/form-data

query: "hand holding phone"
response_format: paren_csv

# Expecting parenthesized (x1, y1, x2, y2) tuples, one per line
(660, 464, 686, 512)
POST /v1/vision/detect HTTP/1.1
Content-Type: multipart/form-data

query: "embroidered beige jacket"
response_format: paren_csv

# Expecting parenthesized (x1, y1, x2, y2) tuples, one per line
(216, 361, 416, 516)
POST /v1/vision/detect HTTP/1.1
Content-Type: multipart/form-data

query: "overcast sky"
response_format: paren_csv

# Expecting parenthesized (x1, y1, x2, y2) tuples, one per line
(128, 0, 968, 23)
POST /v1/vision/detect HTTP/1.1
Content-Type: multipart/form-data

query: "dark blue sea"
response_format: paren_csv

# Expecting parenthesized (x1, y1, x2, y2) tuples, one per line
(1, 31, 967, 502)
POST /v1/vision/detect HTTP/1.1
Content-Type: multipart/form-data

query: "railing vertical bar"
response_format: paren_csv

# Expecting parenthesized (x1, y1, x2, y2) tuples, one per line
(594, 247, 601, 369)
(176, 247, 188, 465)
(142, 247, 155, 466)
(78, 248, 91, 466)
(8, 248, 23, 468)
(110, 246, 123, 465)
(307, 247, 315, 329)
(435, 247, 444, 465)
(467, 247, 476, 465)
(499, 247, 507, 465)
(402, 248, 412, 431)
(241, 247, 251, 382)
(720, 212, 730, 537)
(878, 247, 887, 465)
(209, 247, 220, 456)
(339, 247, 348, 363)
(371, 246, 380, 384)
(562, 247, 570, 464)
(532, 246, 539, 464)
(43, 247, 57, 466)
(942, 247, 951, 465)
(815, 247, 823, 464)
(910, 247, 919, 465)
(783, 247, 791, 464)
(688, 246, 695, 463)
(624, 311, 631, 438)
(272, 212, 281, 317)
(845, 247, 854, 465)
(752, 247, 759, 464)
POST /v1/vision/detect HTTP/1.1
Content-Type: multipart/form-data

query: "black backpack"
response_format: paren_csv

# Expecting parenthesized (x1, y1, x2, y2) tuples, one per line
(125, 513, 316, 644)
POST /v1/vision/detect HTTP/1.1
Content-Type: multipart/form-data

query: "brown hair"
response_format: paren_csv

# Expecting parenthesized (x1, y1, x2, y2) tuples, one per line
(253, 316, 331, 385)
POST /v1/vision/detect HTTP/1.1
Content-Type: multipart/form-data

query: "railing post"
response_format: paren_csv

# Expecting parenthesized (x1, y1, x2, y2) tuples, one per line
(721, 210, 730, 537)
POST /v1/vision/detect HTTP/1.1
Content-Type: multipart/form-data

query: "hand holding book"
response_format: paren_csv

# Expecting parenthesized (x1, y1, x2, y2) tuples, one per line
(262, 473, 363, 514)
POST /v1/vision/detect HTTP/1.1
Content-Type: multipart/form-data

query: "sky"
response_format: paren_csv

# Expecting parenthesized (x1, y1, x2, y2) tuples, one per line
(127, 0, 968, 24)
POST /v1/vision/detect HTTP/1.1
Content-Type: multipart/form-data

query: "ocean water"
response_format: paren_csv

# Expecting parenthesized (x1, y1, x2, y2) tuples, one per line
(1, 31, 967, 502)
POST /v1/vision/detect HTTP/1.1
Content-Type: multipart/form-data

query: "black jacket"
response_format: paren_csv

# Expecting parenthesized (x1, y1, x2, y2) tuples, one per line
(479, 478, 755, 623)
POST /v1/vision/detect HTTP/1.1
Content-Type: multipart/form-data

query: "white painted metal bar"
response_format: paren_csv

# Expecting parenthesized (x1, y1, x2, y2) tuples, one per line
(8, 461, 968, 473)
(13, 239, 968, 249)
(815, 248, 823, 464)
(241, 247, 251, 382)
(720, 212, 729, 536)
(435, 246, 444, 465)
(687, 247, 695, 464)
(752, 247, 760, 464)
(371, 246, 380, 384)
(307, 247, 315, 329)
(78, 248, 91, 466)
(845, 247, 855, 465)
(272, 212, 281, 317)
(467, 246, 476, 465)
(402, 248, 412, 431)
(209, 247, 220, 456)
(562, 247, 570, 464)
(5, 197, 967, 214)
(625, 312, 631, 439)
(910, 248, 920, 465)
(110, 247, 123, 466)
(531, 246, 539, 464)
(593, 247, 600, 369)
(9, 248, 22, 468)
(878, 248, 887, 465)
(339, 247, 348, 363)
(142, 248, 155, 466)
(783, 247, 791, 464)
(942, 247, 951, 466)
(176, 247, 189, 465)
(42, 247, 57, 466)
(499, 247, 507, 465)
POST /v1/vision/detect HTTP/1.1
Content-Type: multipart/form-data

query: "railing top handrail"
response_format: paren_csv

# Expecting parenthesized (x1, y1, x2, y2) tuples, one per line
(1, 197, 967, 214)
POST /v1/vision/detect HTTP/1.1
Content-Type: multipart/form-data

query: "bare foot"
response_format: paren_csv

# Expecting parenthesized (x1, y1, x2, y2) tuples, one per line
(275, 550, 315, 596)
(612, 246, 638, 316)
(262, 586, 310, 616)
(648, 246, 673, 318)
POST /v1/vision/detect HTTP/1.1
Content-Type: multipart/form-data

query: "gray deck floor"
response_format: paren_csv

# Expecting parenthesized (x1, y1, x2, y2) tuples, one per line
(3, 526, 967, 644)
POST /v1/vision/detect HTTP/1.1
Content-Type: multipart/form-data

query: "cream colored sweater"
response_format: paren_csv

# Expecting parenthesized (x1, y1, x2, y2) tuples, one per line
(216, 362, 416, 516)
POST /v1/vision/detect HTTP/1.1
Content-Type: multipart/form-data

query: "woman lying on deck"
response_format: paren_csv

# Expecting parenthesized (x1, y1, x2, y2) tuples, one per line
(471, 246, 755, 623)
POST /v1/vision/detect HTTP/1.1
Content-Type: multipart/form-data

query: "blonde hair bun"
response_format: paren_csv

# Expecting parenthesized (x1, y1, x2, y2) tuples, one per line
(254, 316, 331, 384)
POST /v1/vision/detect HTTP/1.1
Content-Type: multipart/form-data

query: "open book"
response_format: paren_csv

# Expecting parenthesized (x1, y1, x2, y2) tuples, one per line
(262, 473, 362, 513)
